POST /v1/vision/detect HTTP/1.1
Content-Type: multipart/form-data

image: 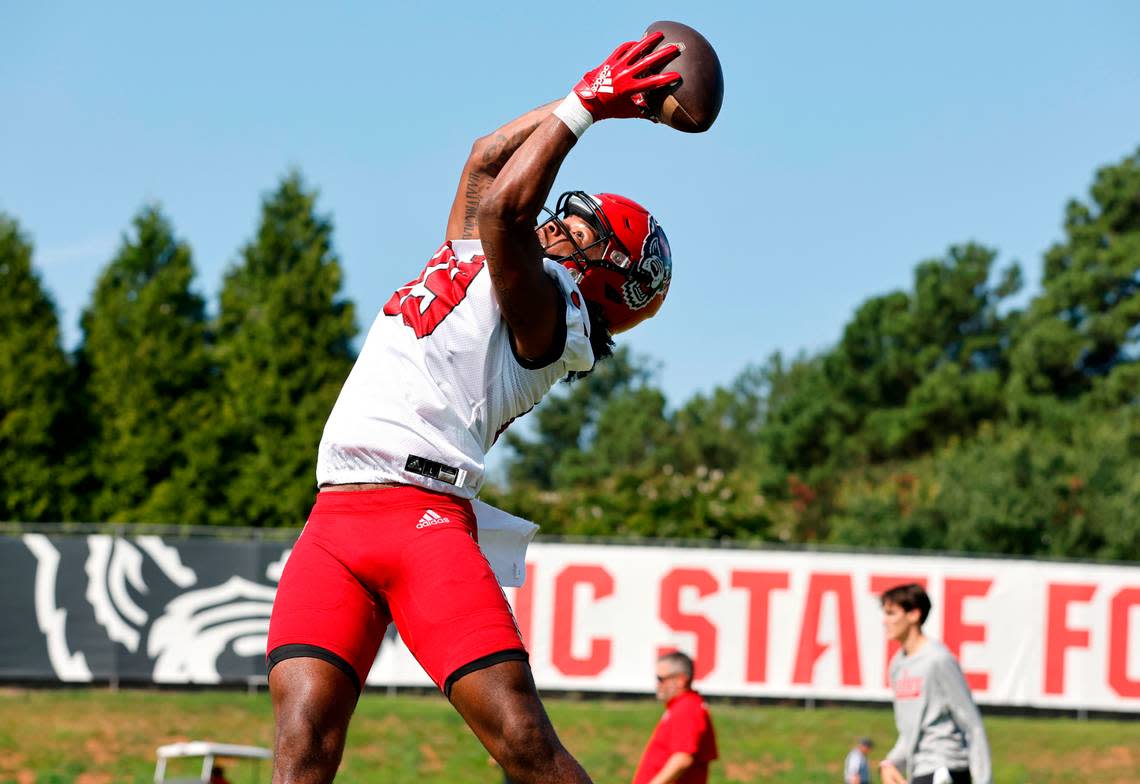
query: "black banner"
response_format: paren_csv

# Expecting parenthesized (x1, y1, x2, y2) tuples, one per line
(0, 532, 296, 685)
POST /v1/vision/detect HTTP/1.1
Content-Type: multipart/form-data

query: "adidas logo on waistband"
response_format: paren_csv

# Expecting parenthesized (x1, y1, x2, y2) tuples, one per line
(416, 509, 451, 529)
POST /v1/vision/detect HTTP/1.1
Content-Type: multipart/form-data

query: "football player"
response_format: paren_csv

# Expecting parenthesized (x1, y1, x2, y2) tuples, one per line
(266, 33, 680, 784)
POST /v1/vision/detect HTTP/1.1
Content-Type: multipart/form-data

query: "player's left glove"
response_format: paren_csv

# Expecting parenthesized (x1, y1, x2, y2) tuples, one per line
(553, 32, 681, 138)
(573, 32, 682, 121)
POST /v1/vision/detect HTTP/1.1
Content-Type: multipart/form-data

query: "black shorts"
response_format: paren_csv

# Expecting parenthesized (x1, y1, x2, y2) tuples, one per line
(912, 770, 970, 784)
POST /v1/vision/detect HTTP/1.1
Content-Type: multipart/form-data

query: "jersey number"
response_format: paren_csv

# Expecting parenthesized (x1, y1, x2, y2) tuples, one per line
(383, 244, 486, 338)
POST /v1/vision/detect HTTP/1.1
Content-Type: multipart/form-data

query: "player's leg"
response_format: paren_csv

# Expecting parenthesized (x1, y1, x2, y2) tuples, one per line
(269, 657, 357, 784)
(266, 493, 390, 784)
(383, 492, 592, 784)
(448, 659, 592, 784)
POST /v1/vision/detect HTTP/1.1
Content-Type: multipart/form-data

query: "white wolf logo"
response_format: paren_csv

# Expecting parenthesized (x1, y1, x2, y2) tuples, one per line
(23, 534, 290, 684)
(621, 218, 672, 310)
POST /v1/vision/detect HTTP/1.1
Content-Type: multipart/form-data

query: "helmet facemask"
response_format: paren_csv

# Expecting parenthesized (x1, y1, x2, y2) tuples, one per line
(539, 190, 672, 333)
(540, 192, 626, 274)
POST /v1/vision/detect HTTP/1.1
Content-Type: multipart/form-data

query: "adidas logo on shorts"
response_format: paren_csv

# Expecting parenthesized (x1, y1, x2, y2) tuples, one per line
(416, 509, 451, 529)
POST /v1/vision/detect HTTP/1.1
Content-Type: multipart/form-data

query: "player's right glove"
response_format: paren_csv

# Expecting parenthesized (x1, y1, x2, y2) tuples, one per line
(573, 32, 682, 121)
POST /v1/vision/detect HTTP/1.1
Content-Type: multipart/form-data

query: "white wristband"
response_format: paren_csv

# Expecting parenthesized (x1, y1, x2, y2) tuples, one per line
(553, 92, 594, 139)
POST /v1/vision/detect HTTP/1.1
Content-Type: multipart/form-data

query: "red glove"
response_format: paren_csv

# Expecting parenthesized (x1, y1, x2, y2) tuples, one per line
(573, 32, 682, 121)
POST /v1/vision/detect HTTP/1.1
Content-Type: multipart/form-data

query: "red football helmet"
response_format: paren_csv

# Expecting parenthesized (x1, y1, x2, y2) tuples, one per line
(540, 191, 672, 333)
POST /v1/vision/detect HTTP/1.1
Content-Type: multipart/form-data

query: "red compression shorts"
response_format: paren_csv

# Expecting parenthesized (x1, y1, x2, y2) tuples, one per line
(266, 486, 526, 695)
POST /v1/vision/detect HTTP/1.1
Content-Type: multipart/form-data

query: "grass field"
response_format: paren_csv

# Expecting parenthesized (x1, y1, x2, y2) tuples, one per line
(1, 687, 1138, 783)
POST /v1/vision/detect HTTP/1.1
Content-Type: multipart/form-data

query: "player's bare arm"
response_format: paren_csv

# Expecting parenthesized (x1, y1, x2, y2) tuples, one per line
(476, 117, 579, 361)
(445, 100, 560, 241)
(477, 33, 682, 362)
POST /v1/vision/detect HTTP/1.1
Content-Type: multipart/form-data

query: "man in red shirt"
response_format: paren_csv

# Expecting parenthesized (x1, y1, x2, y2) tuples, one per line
(632, 651, 719, 784)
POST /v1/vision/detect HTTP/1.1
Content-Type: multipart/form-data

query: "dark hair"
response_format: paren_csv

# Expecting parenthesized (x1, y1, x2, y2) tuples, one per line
(880, 583, 931, 626)
(658, 650, 695, 681)
(565, 300, 614, 382)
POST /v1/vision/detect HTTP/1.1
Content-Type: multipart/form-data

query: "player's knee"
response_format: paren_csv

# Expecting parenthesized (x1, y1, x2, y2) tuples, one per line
(269, 658, 356, 771)
(274, 704, 346, 775)
(495, 710, 563, 776)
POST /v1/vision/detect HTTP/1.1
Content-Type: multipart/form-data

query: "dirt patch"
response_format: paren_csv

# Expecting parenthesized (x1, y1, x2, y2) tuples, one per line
(0, 751, 27, 772)
(83, 736, 117, 766)
(1106, 746, 1135, 766)
(606, 739, 644, 759)
(362, 714, 406, 733)
(1012, 742, 1139, 782)
(724, 753, 794, 781)
(755, 754, 794, 775)
(723, 760, 762, 781)
(417, 743, 443, 774)
(76, 774, 113, 784)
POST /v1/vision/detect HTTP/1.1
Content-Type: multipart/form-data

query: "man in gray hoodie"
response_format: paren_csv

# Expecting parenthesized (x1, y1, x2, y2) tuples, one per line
(879, 584, 992, 784)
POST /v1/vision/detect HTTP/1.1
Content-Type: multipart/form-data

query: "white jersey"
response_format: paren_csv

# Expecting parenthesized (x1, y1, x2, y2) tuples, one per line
(317, 239, 595, 498)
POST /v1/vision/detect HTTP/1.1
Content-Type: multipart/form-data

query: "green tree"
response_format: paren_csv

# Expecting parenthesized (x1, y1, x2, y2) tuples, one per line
(492, 151, 1139, 559)
(827, 407, 1140, 560)
(0, 215, 86, 521)
(489, 363, 778, 541)
(766, 243, 1019, 471)
(762, 352, 852, 474)
(866, 244, 1019, 457)
(215, 172, 357, 526)
(77, 206, 211, 522)
(1010, 147, 1140, 412)
(669, 362, 771, 475)
(503, 346, 654, 489)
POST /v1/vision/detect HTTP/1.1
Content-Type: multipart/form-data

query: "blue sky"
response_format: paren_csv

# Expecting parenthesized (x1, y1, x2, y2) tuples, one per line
(3, 1, 1139, 407)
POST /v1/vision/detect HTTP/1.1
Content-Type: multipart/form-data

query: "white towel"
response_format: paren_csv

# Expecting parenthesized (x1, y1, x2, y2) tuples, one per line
(471, 499, 539, 587)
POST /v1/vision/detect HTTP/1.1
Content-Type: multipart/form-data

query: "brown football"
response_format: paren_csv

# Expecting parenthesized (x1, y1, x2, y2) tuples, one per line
(641, 20, 724, 133)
